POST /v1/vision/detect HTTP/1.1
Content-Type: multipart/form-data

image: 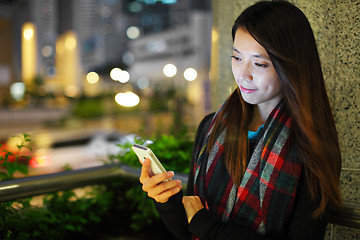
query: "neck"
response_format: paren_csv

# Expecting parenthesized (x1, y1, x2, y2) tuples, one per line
(249, 107, 265, 131)
(249, 98, 283, 131)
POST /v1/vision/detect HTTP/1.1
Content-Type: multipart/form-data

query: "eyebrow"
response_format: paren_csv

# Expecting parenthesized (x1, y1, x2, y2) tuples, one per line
(232, 47, 270, 60)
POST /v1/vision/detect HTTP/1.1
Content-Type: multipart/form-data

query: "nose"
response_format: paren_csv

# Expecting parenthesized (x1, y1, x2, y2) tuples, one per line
(233, 61, 253, 81)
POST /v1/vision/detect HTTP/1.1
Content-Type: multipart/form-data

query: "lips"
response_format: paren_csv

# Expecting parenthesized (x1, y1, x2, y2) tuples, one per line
(240, 85, 256, 93)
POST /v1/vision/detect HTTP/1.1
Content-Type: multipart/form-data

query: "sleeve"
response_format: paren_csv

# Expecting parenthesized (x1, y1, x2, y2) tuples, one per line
(286, 175, 328, 240)
(153, 113, 215, 240)
(154, 192, 191, 240)
(187, 175, 328, 240)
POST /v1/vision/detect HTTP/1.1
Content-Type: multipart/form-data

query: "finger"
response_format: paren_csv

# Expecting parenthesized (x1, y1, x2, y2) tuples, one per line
(146, 179, 182, 198)
(144, 169, 174, 187)
(142, 171, 176, 193)
(151, 182, 183, 203)
(139, 158, 152, 183)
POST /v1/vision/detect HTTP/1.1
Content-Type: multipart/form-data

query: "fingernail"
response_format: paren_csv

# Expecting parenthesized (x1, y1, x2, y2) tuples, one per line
(176, 180, 182, 185)
(167, 171, 174, 177)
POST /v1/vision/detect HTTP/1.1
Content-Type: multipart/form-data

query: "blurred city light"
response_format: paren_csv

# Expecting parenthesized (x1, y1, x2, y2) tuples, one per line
(41, 45, 53, 57)
(126, 26, 141, 40)
(64, 85, 80, 98)
(110, 68, 130, 83)
(143, 0, 156, 4)
(119, 70, 130, 83)
(5, 134, 29, 152)
(86, 72, 100, 84)
(184, 67, 197, 81)
(139, 0, 177, 4)
(10, 82, 25, 101)
(115, 91, 140, 107)
(122, 51, 135, 66)
(23, 26, 34, 40)
(212, 29, 218, 42)
(163, 63, 177, 77)
(22, 22, 37, 85)
(30, 148, 51, 168)
(65, 34, 77, 50)
(162, 0, 177, 4)
(55, 31, 80, 91)
(128, 1, 143, 13)
(110, 68, 122, 81)
(137, 77, 150, 89)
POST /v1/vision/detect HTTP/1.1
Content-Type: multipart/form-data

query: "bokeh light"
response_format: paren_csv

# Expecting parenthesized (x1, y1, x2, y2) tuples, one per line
(65, 34, 76, 50)
(86, 72, 100, 84)
(41, 45, 53, 57)
(128, 1, 142, 13)
(64, 85, 80, 98)
(163, 63, 177, 78)
(110, 68, 130, 83)
(22, 22, 37, 85)
(126, 26, 141, 40)
(137, 77, 150, 89)
(110, 68, 122, 81)
(115, 91, 140, 107)
(10, 82, 25, 101)
(23, 27, 34, 40)
(212, 29, 219, 42)
(184, 67, 197, 81)
(119, 70, 130, 83)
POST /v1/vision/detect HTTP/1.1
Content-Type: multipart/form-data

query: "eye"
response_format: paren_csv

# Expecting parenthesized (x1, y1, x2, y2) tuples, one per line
(255, 63, 268, 68)
(231, 55, 241, 61)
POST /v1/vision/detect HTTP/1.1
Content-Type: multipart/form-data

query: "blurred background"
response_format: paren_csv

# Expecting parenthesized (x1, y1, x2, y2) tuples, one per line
(0, 0, 213, 176)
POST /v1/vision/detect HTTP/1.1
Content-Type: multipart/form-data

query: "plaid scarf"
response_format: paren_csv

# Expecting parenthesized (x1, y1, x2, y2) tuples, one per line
(193, 99, 302, 236)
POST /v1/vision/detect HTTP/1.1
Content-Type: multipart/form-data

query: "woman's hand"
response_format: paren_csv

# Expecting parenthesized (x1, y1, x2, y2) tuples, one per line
(139, 158, 182, 203)
(182, 196, 204, 223)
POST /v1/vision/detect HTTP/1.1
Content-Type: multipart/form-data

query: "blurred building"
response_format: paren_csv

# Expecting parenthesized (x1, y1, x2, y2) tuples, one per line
(125, 0, 212, 121)
(0, 0, 212, 120)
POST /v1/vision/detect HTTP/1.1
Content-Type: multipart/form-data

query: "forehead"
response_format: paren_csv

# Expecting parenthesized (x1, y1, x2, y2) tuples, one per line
(233, 28, 268, 56)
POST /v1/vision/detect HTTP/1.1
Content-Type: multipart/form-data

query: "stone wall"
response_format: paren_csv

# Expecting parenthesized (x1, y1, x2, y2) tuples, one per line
(210, 0, 360, 239)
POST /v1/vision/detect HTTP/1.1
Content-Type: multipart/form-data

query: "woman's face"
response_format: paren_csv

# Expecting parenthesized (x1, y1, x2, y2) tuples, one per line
(232, 28, 282, 113)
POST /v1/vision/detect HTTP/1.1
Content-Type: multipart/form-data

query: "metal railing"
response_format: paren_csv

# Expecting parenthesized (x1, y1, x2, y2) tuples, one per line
(0, 164, 358, 229)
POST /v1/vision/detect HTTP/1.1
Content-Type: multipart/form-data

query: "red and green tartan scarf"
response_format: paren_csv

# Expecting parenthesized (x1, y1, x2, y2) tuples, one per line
(193, 99, 302, 236)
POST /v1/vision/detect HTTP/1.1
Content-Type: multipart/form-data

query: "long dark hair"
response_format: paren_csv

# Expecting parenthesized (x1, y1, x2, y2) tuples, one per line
(208, 0, 341, 217)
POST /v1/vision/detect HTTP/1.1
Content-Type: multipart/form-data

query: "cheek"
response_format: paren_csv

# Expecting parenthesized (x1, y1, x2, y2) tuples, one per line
(232, 63, 242, 87)
(232, 66, 241, 86)
(266, 77, 281, 93)
(231, 62, 237, 77)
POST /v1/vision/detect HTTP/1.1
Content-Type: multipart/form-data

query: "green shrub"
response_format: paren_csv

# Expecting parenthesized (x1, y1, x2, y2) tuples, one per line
(0, 134, 116, 239)
(107, 132, 193, 232)
(71, 97, 105, 119)
(0, 132, 194, 238)
(110, 133, 193, 174)
(0, 133, 30, 180)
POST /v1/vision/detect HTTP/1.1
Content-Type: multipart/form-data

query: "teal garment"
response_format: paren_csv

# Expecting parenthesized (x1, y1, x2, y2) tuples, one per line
(248, 125, 264, 140)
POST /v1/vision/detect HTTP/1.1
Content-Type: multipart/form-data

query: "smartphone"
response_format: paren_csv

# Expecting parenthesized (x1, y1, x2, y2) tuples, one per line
(131, 144, 167, 175)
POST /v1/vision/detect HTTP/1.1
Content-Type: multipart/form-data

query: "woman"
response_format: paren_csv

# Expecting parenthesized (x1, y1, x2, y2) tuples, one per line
(139, 1, 342, 239)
